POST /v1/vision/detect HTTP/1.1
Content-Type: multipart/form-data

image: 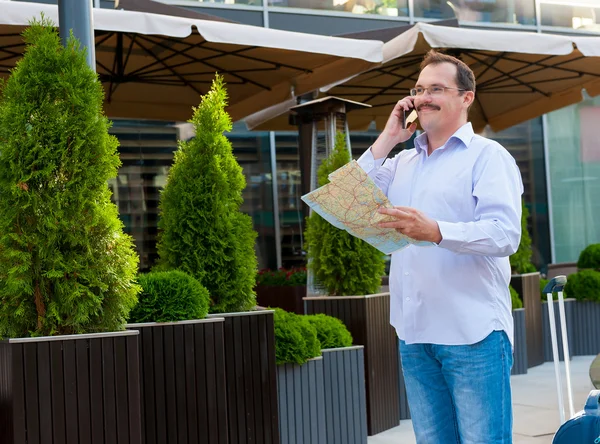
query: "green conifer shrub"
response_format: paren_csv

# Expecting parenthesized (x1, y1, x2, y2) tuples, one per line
(129, 270, 210, 323)
(155, 75, 257, 313)
(564, 269, 600, 302)
(577, 244, 600, 270)
(273, 308, 321, 365)
(305, 313, 353, 349)
(0, 19, 140, 337)
(305, 132, 386, 296)
(510, 285, 523, 309)
(510, 201, 536, 274)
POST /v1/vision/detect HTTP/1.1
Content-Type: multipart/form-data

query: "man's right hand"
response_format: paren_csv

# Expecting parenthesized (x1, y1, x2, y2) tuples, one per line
(371, 97, 418, 159)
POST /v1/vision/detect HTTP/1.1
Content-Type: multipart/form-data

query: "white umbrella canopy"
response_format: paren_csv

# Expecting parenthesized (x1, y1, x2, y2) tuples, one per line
(0, 1, 383, 122)
(247, 22, 600, 133)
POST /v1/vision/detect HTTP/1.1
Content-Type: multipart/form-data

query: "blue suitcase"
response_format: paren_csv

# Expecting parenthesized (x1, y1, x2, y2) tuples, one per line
(553, 391, 600, 444)
(544, 276, 600, 443)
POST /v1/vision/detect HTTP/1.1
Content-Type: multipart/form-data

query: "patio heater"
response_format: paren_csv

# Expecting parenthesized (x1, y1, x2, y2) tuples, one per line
(289, 96, 370, 294)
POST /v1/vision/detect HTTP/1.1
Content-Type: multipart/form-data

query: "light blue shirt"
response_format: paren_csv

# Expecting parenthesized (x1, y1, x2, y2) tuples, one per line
(357, 122, 524, 346)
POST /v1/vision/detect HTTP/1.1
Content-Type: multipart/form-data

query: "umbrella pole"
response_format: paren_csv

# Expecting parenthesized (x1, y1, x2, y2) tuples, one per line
(58, 0, 96, 71)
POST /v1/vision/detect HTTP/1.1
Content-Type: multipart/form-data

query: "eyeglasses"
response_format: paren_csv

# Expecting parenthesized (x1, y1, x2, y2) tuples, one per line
(410, 86, 467, 96)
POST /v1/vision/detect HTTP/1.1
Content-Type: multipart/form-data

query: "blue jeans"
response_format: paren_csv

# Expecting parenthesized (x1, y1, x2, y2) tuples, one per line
(399, 331, 513, 444)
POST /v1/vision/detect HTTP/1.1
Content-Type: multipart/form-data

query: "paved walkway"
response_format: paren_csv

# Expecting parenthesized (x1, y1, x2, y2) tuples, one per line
(368, 355, 596, 444)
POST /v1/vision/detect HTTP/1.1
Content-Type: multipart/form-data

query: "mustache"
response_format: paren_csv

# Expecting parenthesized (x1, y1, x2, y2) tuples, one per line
(417, 104, 441, 111)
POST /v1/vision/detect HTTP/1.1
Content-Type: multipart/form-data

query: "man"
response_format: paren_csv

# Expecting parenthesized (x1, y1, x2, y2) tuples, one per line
(357, 50, 523, 443)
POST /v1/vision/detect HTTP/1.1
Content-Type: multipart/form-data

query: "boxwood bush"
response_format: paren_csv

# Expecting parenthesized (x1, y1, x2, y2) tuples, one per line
(305, 313, 353, 349)
(273, 308, 321, 365)
(564, 269, 600, 302)
(577, 244, 600, 270)
(129, 270, 210, 323)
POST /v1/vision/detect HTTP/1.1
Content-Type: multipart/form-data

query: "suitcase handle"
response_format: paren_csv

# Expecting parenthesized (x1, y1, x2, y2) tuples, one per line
(543, 275, 567, 293)
(584, 390, 600, 415)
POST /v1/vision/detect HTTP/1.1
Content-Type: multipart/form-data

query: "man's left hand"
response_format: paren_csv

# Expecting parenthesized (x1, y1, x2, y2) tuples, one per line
(377, 206, 442, 244)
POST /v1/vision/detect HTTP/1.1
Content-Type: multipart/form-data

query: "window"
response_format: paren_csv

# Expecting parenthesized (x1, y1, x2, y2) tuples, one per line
(414, 0, 536, 25)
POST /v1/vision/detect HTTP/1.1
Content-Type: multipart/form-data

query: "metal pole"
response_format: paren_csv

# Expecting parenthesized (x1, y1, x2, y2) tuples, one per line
(269, 132, 282, 269)
(58, 0, 96, 71)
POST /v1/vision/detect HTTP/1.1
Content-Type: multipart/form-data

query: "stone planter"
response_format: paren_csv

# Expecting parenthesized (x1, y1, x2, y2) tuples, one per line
(0, 330, 142, 444)
(304, 293, 399, 435)
(321, 347, 368, 444)
(511, 272, 543, 368)
(512, 308, 528, 375)
(126, 318, 227, 444)
(255, 285, 306, 315)
(277, 357, 326, 444)
(542, 298, 575, 362)
(208, 310, 279, 444)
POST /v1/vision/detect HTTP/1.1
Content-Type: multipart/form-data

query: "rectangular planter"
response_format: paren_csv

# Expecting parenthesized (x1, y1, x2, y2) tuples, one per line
(0, 330, 142, 444)
(542, 299, 575, 362)
(256, 285, 306, 315)
(208, 310, 279, 444)
(321, 347, 368, 444)
(571, 301, 600, 356)
(304, 293, 400, 436)
(126, 318, 227, 444)
(511, 273, 543, 368)
(277, 357, 326, 444)
(512, 308, 528, 375)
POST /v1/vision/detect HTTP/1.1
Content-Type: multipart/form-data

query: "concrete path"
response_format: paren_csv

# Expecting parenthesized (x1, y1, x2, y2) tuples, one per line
(368, 355, 596, 444)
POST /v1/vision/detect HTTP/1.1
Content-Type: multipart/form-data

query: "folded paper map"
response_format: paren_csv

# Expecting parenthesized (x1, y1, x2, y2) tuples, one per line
(301, 160, 433, 255)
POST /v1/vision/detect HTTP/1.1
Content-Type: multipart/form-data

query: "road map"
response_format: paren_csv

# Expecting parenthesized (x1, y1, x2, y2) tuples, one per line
(301, 160, 433, 255)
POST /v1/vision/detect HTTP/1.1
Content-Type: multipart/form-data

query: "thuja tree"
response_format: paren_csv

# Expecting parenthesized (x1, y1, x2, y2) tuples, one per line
(155, 75, 257, 313)
(0, 19, 140, 337)
(510, 200, 536, 274)
(305, 132, 385, 296)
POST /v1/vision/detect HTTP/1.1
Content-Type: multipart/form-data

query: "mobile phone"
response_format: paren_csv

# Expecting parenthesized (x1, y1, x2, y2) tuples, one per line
(403, 109, 418, 129)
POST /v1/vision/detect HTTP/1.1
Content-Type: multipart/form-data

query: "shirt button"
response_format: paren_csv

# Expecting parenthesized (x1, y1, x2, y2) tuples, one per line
(368, 163, 373, 168)
(406, 297, 411, 301)
(404, 272, 409, 276)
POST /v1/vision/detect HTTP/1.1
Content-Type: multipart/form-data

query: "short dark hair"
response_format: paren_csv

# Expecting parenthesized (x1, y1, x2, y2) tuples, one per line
(420, 50, 476, 95)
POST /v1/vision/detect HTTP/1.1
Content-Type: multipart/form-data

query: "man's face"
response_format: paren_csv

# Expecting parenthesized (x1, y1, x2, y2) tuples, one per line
(413, 62, 473, 133)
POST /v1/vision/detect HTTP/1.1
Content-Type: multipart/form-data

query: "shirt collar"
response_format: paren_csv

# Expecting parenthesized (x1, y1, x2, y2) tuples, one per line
(414, 122, 475, 154)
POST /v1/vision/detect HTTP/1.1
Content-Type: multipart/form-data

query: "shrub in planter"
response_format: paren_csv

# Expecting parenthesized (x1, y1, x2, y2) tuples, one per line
(155, 75, 257, 314)
(305, 313, 353, 349)
(305, 132, 385, 296)
(273, 308, 321, 365)
(510, 201, 536, 275)
(0, 18, 140, 337)
(510, 285, 523, 309)
(564, 269, 600, 302)
(577, 244, 600, 270)
(129, 270, 210, 323)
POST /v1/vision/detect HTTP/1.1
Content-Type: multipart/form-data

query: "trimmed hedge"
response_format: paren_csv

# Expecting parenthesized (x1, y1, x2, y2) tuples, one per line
(577, 244, 600, 270)
(129, 270, 210, 323)
(564, 269, 600, 302)
(305, 313, 353, 349)
(273, 308, 321, 366)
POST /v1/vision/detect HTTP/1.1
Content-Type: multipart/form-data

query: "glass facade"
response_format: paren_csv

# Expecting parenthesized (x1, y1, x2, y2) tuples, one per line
(269, 0, 409, 16)
(541, 0, 600, 30)
(414, 0, 536, 25)
(546, 96, 600, 263)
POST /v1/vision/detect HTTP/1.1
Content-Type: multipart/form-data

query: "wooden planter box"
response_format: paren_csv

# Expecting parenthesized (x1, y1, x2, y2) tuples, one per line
(207, 310, 279, 444)
(126, 318, 227, 444)
(511, 272, 543, 368)
(277, 357, 326, 444)
(321, 347, 368, 444)
(255, 285, 306, 315)
(0, 330, 142, 444)
(512, 308, 528, 375)
(542, 299, 575, 362)
(304, 293, 399, 436)
(571, 301, 600, 356)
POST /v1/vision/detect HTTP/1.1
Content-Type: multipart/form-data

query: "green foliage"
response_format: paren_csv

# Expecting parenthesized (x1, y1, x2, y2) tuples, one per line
(510, 201, 536, 274)
(510, 285, 523, 309)
(256, 268, 307, 286)
(577, 244, 600, 270)
(305, 132, 385, 296)
(155, 75, 257, 314)
(564, 270, 600, 302)
(129, 270, 210, 323)
(305, 313, 353, 349)
(273, 308, 321, 365)
(0, 18, 140, 337)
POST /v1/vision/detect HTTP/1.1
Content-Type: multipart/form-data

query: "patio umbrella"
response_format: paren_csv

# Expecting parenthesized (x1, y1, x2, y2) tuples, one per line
(246, 22, 600, 133)
(0, 1, 383, 122)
